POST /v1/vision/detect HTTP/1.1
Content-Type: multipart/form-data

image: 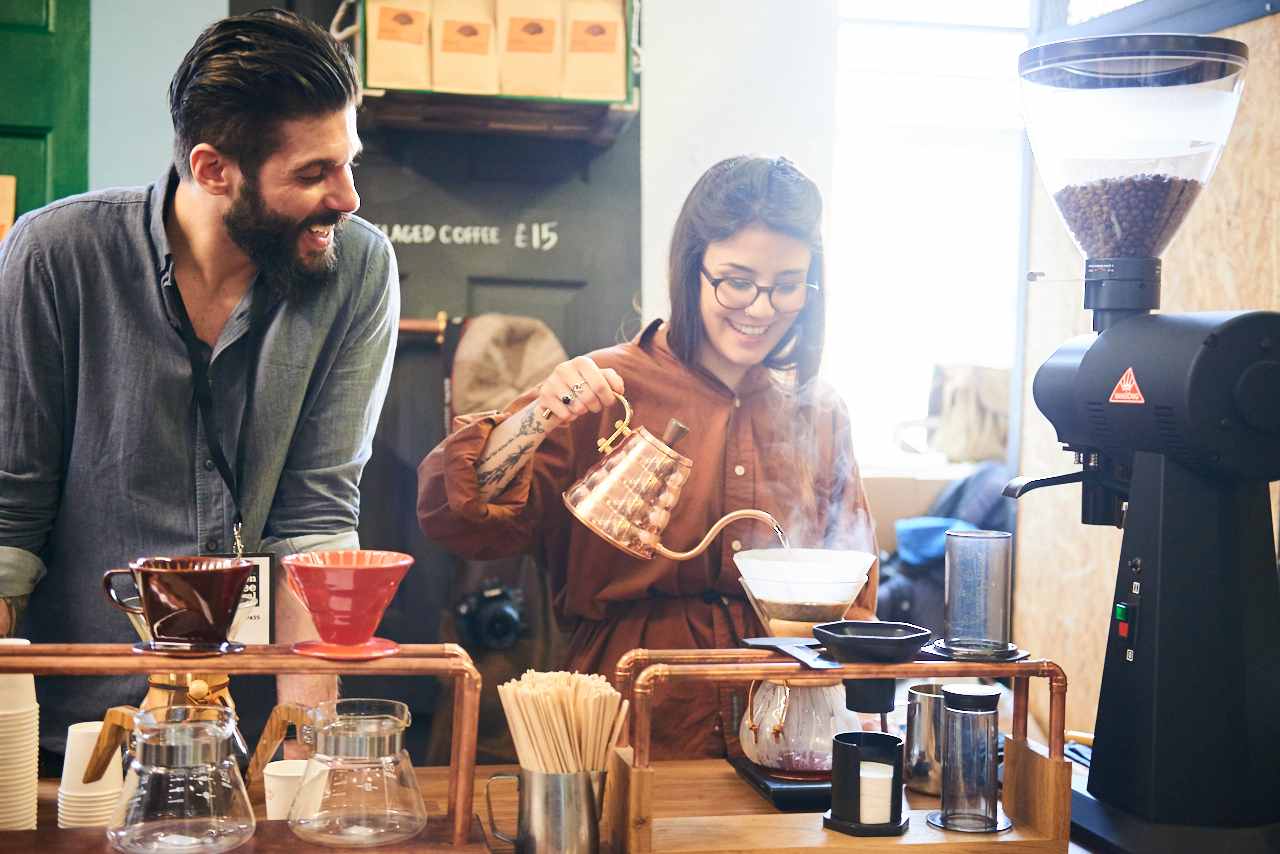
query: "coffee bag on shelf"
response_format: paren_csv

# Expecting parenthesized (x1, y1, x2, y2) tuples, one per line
(561, 0, 625, 101)
(497, 0, 562, 97)
(433, 0, 500, 94)
(365, 0, 433, 90)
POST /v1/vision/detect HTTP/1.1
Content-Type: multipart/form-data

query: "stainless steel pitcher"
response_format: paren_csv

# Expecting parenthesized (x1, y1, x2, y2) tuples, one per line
(486, 768, 606, 854)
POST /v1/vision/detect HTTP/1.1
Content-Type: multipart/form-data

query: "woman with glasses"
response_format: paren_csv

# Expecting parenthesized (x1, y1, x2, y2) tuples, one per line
(418, 156, 878, 760)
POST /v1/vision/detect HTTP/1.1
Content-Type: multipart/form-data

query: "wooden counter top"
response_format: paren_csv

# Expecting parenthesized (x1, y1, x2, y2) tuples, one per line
(1, 761, 1095, 852)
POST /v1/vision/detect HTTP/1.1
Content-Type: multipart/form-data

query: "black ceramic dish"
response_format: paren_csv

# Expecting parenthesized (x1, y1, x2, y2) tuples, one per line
(812, 620, 931, 663)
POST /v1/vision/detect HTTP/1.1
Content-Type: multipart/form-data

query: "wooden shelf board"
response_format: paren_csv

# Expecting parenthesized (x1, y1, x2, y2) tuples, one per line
(360, 88, 638, 145)
(650, 811, 1052, 853)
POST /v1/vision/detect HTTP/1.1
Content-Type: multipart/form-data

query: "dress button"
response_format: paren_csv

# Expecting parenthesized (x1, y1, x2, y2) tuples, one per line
(733, 398, 741, 408)
(204, 459, 215, 471)
(731, 540, 742, 552)
(734, 464, 746, 477)
(205, 539, 219, 552)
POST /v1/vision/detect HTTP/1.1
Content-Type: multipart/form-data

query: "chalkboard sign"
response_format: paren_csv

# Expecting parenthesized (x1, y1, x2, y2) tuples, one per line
(356, 119, 642, 357)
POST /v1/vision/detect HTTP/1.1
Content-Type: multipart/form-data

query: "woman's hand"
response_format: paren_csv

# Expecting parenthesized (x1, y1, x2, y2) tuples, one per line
(473, 358, 625, 500)
(533, 356, 625, 428)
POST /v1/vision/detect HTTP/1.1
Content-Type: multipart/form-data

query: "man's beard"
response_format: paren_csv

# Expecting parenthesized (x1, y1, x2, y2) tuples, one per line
(223, 178, 347, 300)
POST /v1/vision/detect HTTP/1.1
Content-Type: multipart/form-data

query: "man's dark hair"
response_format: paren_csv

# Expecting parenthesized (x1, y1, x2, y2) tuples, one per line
(169, 8, 360, 180)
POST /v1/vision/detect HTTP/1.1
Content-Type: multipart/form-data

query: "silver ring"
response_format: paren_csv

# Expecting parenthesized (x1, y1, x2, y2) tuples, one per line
(570, 382, 588, 395)
(560, 392, 574, 406)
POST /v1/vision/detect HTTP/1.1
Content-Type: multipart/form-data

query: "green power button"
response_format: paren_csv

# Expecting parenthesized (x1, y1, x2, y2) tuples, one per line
(1114, 602, 1129, 622)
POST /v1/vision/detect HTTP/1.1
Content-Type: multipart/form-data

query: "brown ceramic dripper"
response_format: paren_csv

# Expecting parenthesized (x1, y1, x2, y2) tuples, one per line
(562, 395, 784, 560)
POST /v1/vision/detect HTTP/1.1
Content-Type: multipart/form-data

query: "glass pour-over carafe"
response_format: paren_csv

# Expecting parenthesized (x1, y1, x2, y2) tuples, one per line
(278, 699, 427, 847)
(106, 705, 255, 854)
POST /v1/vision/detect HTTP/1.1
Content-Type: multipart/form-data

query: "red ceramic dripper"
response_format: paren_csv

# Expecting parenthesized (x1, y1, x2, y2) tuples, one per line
(280, 550, 413, 660)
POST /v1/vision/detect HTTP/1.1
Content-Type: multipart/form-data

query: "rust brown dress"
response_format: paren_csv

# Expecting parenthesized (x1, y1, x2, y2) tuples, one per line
(418, 321, 878, 759)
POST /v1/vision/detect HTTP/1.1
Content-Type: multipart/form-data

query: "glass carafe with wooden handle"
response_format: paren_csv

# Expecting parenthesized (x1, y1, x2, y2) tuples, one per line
(562, 395, 785, 559)
(249, 699, 427, 847)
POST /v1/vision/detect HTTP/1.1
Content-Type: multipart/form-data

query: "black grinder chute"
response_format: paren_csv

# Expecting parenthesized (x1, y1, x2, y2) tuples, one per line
(1013, 34, 1280, 852)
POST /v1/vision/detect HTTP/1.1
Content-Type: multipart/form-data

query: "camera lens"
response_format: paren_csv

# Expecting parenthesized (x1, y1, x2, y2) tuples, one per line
(478, 599, 522, 650)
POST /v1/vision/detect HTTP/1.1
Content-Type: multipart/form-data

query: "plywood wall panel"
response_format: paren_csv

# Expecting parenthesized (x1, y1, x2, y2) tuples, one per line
(1015, 13, 1280, 736)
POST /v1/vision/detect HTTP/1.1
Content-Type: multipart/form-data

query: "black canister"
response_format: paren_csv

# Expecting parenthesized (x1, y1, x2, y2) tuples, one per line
(823, 731, 908, 836)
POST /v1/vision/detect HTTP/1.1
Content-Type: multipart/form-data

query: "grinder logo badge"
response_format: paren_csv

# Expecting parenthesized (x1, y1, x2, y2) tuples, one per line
(1109, 367, 1146, 404)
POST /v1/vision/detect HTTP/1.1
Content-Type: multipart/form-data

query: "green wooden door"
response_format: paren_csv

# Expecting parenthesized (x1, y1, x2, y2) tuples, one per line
(0, 0, 89, 217)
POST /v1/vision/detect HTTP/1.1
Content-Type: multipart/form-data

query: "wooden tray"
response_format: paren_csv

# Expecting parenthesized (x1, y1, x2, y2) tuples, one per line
(607, 651, 1071, 853)
(0, 643, 482, 847)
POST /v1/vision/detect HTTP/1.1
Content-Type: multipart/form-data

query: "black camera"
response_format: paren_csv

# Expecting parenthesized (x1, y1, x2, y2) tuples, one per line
(454, 579, 526, 651)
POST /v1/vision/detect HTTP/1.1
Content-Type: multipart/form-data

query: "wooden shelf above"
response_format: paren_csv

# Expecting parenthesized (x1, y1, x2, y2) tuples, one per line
(360, 87, 639, 146)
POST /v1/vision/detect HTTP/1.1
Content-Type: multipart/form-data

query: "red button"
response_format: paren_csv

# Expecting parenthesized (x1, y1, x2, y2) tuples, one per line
(1118, 622, 1129, 639)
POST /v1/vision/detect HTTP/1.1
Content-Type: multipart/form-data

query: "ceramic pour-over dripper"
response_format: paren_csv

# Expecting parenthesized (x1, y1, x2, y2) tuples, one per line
(281, 549, 413, 660)
(563, 396, 785, 560)
(86, 564, 248, 785)
(735, 549, 875, 637)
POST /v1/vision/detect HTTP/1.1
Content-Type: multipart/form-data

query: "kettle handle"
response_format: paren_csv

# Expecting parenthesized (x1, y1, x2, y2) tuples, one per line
(248, 703, 309, 785)
(596, 394, 634, 454)
(81, 705, 137, 785)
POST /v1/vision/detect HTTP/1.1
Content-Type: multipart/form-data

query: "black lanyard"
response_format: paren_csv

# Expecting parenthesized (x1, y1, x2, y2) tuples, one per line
(170, 285, 267, 557)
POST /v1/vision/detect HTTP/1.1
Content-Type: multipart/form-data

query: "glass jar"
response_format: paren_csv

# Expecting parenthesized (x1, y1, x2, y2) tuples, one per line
(738, 680, 860, 776)
(106, 706, 255, 854)
(942, 530, 1014, 659)
(288, 699, 428, 847)
(928, 684, 1011, 833)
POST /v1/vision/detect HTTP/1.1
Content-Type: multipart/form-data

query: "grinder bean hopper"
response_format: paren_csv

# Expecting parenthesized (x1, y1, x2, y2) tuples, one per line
(1014, 34, 1280, 853)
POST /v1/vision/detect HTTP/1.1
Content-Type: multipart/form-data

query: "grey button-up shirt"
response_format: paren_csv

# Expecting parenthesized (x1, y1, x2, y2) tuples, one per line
(0, 169, 399, 750)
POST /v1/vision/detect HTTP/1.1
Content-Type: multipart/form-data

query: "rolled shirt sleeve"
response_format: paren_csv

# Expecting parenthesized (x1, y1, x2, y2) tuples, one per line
(0, 216, 64, 597)
(417, 386, 580, 561)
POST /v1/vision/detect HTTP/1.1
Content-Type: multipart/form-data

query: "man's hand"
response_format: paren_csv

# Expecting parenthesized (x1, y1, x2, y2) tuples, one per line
(0, 595, 28, 637)
(274, 571, 337, 717)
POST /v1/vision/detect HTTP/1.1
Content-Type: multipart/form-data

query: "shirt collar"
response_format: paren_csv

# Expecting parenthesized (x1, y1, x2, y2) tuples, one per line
(639, 319, 776, 399)
(148, 166, 179, 281)
(149, 166, 283, 334)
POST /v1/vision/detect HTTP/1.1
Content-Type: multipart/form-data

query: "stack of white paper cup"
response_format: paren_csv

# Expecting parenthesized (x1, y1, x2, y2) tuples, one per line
(0, 638, 38, 830)
(57, 721, 124, 828)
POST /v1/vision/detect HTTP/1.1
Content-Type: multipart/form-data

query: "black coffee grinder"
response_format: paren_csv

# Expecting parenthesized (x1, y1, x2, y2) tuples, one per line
(1012, 35, 1280, 853)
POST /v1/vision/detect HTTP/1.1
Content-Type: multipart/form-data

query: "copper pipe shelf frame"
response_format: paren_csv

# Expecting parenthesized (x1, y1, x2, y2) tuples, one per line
(0, 643, 482, 848)
(607, 648, 1071, 853)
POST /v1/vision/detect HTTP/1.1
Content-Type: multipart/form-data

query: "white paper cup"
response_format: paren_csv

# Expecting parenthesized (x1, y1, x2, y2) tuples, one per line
(58, 790, 119, 805)
(0, 711, 38, 724)
(60, 721, 123, 794)
(263, 759, 308, 820)
(0, 640, 36, 713)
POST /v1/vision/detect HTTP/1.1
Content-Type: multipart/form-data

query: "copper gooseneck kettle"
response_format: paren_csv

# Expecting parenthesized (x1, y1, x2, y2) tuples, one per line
(562, 395, 785, 559)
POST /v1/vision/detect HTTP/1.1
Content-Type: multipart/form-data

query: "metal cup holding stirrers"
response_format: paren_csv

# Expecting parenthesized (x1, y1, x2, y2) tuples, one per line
(486, 671, 629, 854)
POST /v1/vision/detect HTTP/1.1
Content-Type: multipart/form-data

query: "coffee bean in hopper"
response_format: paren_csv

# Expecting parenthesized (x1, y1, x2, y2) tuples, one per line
(1054, 174, 1202, 258)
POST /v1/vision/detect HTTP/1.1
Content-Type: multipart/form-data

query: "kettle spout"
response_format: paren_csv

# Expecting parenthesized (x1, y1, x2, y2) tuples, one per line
(653, 509, 786, 561)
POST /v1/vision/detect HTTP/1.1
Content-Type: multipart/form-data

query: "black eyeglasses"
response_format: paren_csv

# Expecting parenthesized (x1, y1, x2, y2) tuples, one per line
(701, 267, 819, 314)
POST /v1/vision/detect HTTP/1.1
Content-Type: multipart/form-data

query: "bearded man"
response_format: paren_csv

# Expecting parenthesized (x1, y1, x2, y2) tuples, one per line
(0, 9, 398, 770)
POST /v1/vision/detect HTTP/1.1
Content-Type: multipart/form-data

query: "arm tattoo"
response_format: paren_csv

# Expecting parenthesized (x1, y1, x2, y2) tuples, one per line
(476, 441, 535, 492)
(476, 408, 545, 469)
(1, 595, 29, 637)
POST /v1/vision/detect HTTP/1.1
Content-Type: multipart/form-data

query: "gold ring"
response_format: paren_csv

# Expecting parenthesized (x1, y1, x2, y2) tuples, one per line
(540, 407, 554, 420)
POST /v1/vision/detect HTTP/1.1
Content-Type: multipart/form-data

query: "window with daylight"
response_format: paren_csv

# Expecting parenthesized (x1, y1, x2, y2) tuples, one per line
(824, 1, 1031, 470)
